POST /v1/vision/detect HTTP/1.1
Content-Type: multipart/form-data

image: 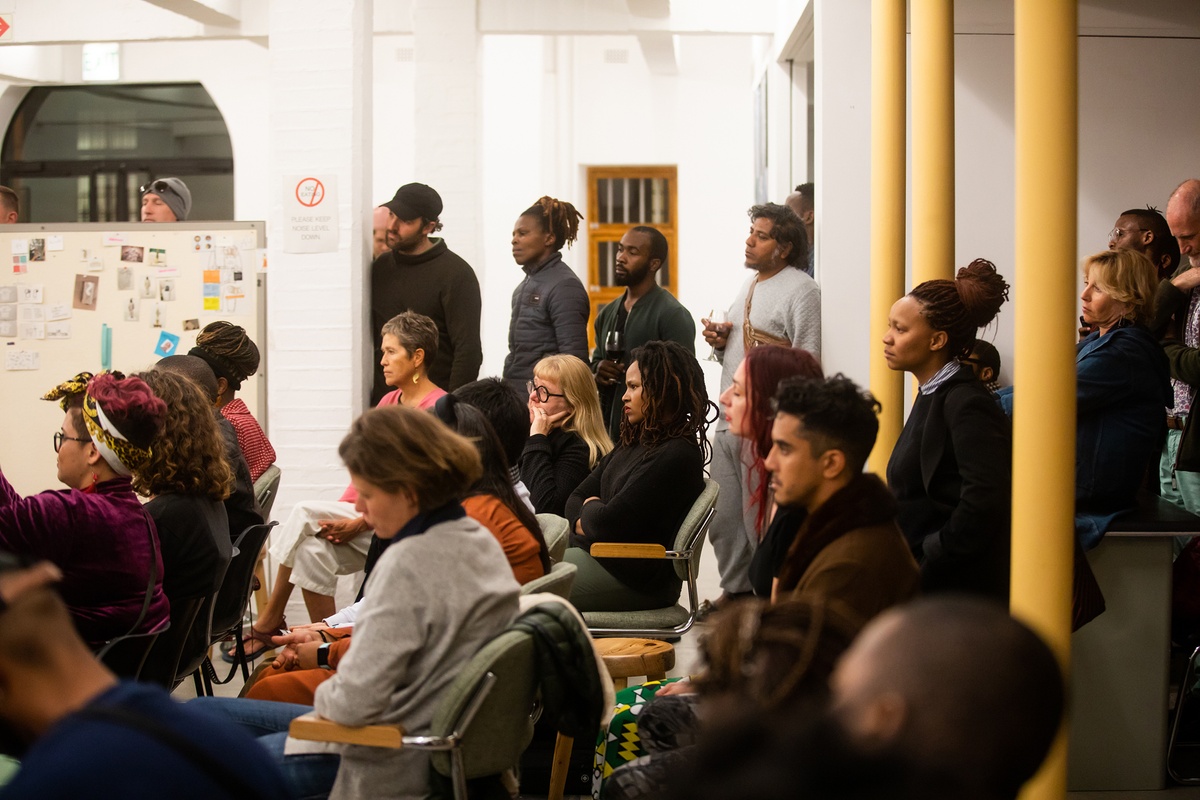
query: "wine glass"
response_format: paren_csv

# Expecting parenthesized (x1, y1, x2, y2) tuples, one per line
(704, 309, 728, 362)
(605, 330, 625, 364)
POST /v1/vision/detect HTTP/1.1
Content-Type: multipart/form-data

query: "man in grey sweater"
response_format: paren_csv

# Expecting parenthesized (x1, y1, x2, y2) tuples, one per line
(701, 202, 822, 608)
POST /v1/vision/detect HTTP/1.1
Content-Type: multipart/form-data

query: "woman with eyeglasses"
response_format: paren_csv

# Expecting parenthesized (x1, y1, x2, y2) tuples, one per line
(520, 354, 614, 516)
(564, 340, 716, 612)
(0, 372, 170, 647)
(242, 312, 447, 660)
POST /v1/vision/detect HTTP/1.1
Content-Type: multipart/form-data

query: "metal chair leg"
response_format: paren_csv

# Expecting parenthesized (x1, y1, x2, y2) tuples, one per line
(1169, 645, 1200, 784)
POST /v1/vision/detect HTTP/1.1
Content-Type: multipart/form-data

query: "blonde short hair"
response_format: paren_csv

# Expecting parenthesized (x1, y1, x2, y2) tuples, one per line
(1083, 249, 1158, 326)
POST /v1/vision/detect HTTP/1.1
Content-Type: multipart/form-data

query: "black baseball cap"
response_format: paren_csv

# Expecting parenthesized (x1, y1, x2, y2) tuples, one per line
(381, 183, 442, 222)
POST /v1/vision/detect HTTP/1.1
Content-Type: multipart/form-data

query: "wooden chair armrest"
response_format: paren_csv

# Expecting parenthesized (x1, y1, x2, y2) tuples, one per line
(589, 543, 667, 559)
(288, 711, 405, 749)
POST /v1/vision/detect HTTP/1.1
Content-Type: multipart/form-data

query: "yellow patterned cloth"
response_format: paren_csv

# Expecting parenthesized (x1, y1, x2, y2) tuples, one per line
(41, 371, 94, 411)
(42, 371, 153, 475)
(592, 677, 683, 799)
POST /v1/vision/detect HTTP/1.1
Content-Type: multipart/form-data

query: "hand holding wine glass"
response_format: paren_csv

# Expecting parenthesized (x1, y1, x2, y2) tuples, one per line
(701, 309, 730, 361)
(596, 330, 627, 387)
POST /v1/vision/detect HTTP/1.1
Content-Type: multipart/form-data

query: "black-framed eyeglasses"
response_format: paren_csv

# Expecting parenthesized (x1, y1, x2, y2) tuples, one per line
(53, 431, 89, 453)
(139, 180, 179, 199)
(527, 381, 565, 403)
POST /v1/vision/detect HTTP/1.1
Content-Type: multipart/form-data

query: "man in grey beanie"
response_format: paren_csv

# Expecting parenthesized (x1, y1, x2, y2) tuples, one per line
(140, 177, 192, 222)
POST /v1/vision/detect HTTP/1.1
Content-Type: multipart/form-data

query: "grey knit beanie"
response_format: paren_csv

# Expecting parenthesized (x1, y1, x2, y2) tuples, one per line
(142, 177, 192, 221)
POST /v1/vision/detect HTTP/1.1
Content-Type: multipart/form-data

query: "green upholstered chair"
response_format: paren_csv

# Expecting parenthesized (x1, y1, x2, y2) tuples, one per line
(537, 513, 570, 563)
(290, 629, 540, 800)
(583, 478, 719, 638)
(520, 561, 578, 600)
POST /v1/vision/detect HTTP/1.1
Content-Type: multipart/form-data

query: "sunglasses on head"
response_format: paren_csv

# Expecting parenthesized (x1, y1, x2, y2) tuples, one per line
(139, 180, 178, 198)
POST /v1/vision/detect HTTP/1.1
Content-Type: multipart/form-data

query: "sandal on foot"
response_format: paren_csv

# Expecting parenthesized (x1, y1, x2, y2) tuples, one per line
(222, 620, 284, 664)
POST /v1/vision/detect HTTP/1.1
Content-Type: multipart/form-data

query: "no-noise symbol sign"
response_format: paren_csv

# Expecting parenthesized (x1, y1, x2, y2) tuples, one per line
(295, 177, 325, 208)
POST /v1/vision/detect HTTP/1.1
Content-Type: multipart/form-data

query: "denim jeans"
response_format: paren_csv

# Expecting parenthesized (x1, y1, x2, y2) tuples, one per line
(1160, 429, 1200, 555)
(189, 697, 340, 800)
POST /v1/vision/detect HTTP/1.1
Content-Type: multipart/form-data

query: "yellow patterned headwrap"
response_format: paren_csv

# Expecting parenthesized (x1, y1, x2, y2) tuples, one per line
(42, 372, 94, 412)
(43, 371, 153, 477)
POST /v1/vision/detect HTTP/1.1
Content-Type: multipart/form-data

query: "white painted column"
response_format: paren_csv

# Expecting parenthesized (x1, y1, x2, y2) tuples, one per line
(266, 0, 372, 516)
(813, 0, 873, 384)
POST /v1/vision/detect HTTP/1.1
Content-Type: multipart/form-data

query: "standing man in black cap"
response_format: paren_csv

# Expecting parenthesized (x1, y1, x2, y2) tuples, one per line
(369, 183, 482, 402)
(140, 177, 192, 222)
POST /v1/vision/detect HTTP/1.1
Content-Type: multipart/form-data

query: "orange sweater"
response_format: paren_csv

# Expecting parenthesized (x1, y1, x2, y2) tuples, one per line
(462, 494, 545, 585)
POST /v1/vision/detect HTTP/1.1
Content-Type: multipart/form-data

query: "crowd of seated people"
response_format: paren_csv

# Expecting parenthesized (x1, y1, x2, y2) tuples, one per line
(8, 180, 1200, 799)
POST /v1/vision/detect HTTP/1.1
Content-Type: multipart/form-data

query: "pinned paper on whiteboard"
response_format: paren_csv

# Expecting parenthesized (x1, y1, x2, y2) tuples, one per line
(4, 349, 39, 371)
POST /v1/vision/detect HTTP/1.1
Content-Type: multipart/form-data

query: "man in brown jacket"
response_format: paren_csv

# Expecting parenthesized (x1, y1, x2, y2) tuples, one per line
(765, 374, 919, 629)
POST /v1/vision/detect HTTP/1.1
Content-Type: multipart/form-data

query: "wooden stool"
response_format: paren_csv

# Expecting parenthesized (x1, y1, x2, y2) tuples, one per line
(595, 637, 676, 690)
(548, 638, 676, 800)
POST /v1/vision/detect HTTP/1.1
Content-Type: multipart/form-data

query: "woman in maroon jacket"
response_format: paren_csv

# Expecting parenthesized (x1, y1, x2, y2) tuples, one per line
(0, 372, 170, 646)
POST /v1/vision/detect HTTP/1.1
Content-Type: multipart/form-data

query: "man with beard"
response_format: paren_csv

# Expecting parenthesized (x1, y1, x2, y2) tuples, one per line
(700, 203, 821, 610)
(369, 183, 482, 402)
(591, 225, 695, 439)
(669, 597, 1064, 800)
(1155, 179, 1200, 516)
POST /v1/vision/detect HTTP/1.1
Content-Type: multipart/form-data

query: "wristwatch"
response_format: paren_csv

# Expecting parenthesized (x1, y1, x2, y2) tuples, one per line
(316, 643, 332, 670)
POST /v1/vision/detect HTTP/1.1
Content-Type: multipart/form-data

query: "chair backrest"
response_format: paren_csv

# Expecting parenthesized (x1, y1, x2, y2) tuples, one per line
(429, 629, 538, 779)
(537, 514, 569, 563)
(210, 521, 278, 639)
(139, 595, 207, 688)
(671, 478, 720, 580)
(253, 464, 282, 519)
(96, 628, 164, 680)
(519, 561, 577, 600)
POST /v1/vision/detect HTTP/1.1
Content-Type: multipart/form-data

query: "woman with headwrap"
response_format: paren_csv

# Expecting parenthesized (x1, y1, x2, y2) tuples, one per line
(0, 372, 171, 647)
(192, 321, 276, 482)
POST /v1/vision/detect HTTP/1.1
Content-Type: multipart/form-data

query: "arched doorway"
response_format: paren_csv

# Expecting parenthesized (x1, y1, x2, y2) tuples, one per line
(1, 83, 233, 222)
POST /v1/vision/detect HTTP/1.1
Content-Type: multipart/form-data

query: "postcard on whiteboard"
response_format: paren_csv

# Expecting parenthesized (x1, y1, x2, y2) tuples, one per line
(73, 275, 99, 311)
(19, 285, 42, 304)
(0, 286, 14, 304)
(0, 321, 14, 338)
(45, 304, 70, 322)
(9, 239, 26, 256)
(18, 322, 44, 340)
(46, 321, 70, 340)
(4, 349, 39, 370)
(47, 236, 64, 252)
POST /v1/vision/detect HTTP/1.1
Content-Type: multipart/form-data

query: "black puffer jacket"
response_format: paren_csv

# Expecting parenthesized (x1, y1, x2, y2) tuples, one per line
(502, 252, 589, 396)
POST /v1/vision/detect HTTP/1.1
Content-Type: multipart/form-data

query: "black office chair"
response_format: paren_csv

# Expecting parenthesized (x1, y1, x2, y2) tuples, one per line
(194, 520, 278, 694)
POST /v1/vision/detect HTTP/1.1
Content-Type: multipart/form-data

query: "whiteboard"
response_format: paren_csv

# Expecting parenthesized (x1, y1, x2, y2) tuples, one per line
(0, 222, 266, 497)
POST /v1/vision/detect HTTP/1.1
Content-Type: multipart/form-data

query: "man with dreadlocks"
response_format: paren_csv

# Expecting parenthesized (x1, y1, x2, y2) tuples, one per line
(192, 320, 276, 482)
(563, 340, 715, 612)
(504, 195, 591, 397)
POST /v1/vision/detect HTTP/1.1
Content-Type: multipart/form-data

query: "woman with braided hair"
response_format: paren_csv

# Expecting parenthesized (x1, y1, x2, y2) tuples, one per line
(192, 320, 276, 481)
(564, 340, 716, 611)
(0, 372, 170, 646)
(883, 258, 1013, 600)
(503, 195, 591, 396)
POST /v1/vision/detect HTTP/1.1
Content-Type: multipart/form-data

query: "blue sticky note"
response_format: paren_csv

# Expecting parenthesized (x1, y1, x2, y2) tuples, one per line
(154, 330, 181, 358)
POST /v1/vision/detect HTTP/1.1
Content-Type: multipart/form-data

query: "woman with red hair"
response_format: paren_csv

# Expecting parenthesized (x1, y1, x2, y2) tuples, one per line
(0, 372, 171, 646)
(716, 345, 823, 598)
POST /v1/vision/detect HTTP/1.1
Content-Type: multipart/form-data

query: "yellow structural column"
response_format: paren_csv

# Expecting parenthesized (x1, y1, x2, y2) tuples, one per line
(867, 0, 907, 475)
(911, 0, 955, 284)
(1012, 2, 1077, 800)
